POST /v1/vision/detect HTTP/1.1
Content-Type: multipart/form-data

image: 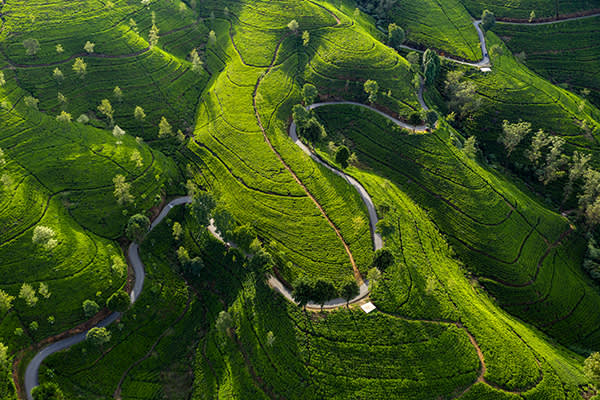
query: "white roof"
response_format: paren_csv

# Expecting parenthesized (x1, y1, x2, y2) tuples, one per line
(480, 67, 492, 72)
(361, 302, 377, 313)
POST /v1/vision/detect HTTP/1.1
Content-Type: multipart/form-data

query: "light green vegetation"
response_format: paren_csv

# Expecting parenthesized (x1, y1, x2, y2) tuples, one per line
(386, 0, 483, 61)
(448, 33, 600, 166)
(457, 0, 600, 20)
(494, 16, 600, 107)
(314, 104, 600, 350)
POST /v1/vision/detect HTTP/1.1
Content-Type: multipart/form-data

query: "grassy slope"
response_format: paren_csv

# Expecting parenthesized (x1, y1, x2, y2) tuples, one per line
(457, 0, 600, 19)
(494, 16, 600, 108)
(314, 104, 600, 350)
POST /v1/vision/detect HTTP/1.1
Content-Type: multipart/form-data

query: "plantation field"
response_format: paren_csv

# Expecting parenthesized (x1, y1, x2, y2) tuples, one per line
(494, 16, 600, 107)
(3, 0, 600, 399)
(452, 33, 600, 170)
(314, 104, 600, 349)
(457, 0, 600, 20)
(386, 0, 483, 62)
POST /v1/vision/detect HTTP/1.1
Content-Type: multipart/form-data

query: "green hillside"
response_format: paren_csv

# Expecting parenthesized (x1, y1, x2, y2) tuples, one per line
(1, 0, 600, 399)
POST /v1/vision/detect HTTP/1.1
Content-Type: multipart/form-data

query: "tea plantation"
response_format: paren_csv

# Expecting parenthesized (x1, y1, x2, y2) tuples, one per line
(1, 0, 600, 399)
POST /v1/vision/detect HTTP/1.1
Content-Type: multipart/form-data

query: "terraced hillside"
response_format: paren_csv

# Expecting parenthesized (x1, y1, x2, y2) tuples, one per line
(458, 0, 600, 20)
(2, 0, 600, 399)
(494, 16, 600, 107)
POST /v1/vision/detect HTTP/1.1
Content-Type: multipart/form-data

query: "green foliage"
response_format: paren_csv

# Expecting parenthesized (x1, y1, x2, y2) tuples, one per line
(335, 145, 351, 169)
(340, 277, 359, 304)
(32, 382, 64, 400)
(312, 279, 337, 310)
(106, 291, 130, 312)
(499, 120, 531, 157)
(301, 83, 318, 106)
(86, 327, 111, 347)
(82, 299, 100, 318)
(388, 23, 405, 49)
(481, 9, 495, 31)
(423, 49, 440, 85)
(190, 190, 216, 227)
(364, 79, 379, 103)
(585, 352, 600, 389)
(292, 276, 313, 308)
(23, 38, 40, 55)
(372, 248, 395, 272)
(126, 214, 150, 243)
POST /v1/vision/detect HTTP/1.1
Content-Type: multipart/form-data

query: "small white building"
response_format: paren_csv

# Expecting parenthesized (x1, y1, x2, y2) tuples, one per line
(361, 302, 377, 314)
(480, 67, 492, 73)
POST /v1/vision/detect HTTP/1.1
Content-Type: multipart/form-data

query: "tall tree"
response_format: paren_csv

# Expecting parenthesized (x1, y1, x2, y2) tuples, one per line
(340, 277, 359, 306)
(423, 49, 440, 85)
(148, 23, 160, 48)
(288, 19, 299, 33)
(82, 299, 100, 317)
(191, 190, 217, 227)
(364, 79, 379, 103)
(23, 38, 40, 56)
(113, 174, 133, 205)
(371, 248, 395, 272)
(97, 99, 114, 126)
(86, 327, 111, 347)
(301, 83, 318, 105)
(158, 116, 173, 138)
(190, 49, 203, 73)
(335, 145, 351, 169)
(499, 120, 531, 157)
(84, 41, 95, 53)
(31, 382, 64, 400)
(106, 290, 130, 312)
(72, 58, 87, 78)
(52, 67, 64, 83)
(126, 214, 150, 243)
(312, 279, 337, 311)
(388, 23, 405, 49)
(481, 10, 496, 31)
(292, 276, 313, 310)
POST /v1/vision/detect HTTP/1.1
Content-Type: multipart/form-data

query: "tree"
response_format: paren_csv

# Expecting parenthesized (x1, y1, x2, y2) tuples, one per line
(292, 276, 313, 310)
(302, 83, 318, 106)
(287, 19, 299, 33)
(190, 190, 216, 227)
(134, 105, 146, 123)
(584, 352, 600, 390)
(86, 327, 111, 347)
(372, 248, 395, 272)
(208, 30, 217, 46)
(82, 299, 100, 317)
(72, 57, 87, 78)
(425, 110, 438, 129)
(31, 382, 64, 400)
(292, 104, 311, 127)
(538, 136, 568, 185)
(215, 311, 234, 338)
(113, 86, 123, 102)
(463, 136, 478, 159)
(19, 284, 38, 307)
(0, 148, 4, 167)
(312, 279, 337, 310)
(266, 331, 275, 347)
(0, 290, 14, 314)
(106, 290, 130, 312)
(113, 174, 133, 205)
(113, 125, 126, 139)
(564, 151, 591, 201)
(481, 10, 496, 31)
(57, 92, 67, 105)
(38, 282, 51, 299)
(232, 224, 256, 252)
(55, 111, 71, 123)
(499, 120, 531, 157)
(158, 116, 173, 138)
(335, 145, 351, 169)
(126, 213, 150, 243)
(32, 225, 57, 250)
(190, 49, 203, 73)
(388, 23, 405, 49)
(422, 49, 441, 85)
(23, 38, 40, 56)
(84, 41, 95, 53)
(302, 30, 310, 46)
(130, 150, 143, 168)
(340, 277, 359, 306)
(300, 118, 325, 142)
(52, 67, 64, 84)
(76, 114, 89, 124)
(0, 71, 5, 87)
(526, 129, 550, 166)
(529, 10, 536, 23)
(148, 22, 160, 48)
(97, 99, 114, 126)
(213, 206, 235, 239)
(444, 70, 481, 120)
(24, 96, 39, 110)
(172, 222, 183, 241)
(55, 44, 64, 54)
(364, 79, 379, 103)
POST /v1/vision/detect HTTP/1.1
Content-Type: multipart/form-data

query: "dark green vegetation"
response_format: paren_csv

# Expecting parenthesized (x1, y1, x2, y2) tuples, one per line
(494, 16, 600, 107)
(3, 0, 600, 399)
(457, 0, 600, 20)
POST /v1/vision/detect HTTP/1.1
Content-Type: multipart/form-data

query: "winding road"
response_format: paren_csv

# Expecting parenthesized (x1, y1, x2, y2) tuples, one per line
(23, 197, 191, 400)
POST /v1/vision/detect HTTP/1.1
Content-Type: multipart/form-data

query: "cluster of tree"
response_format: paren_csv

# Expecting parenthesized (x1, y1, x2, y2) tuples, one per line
(0, 342, 16, 399)
(423, 49, 441, 86)
(355, 0, 397, 22)
(583, 236, 600, 283)
(292, 275, 359, 310)
(292, 87, 327, 143)
(444, 70, 481, 121)
(32, 382, 64, 400)
(32, 225, 58, 250)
